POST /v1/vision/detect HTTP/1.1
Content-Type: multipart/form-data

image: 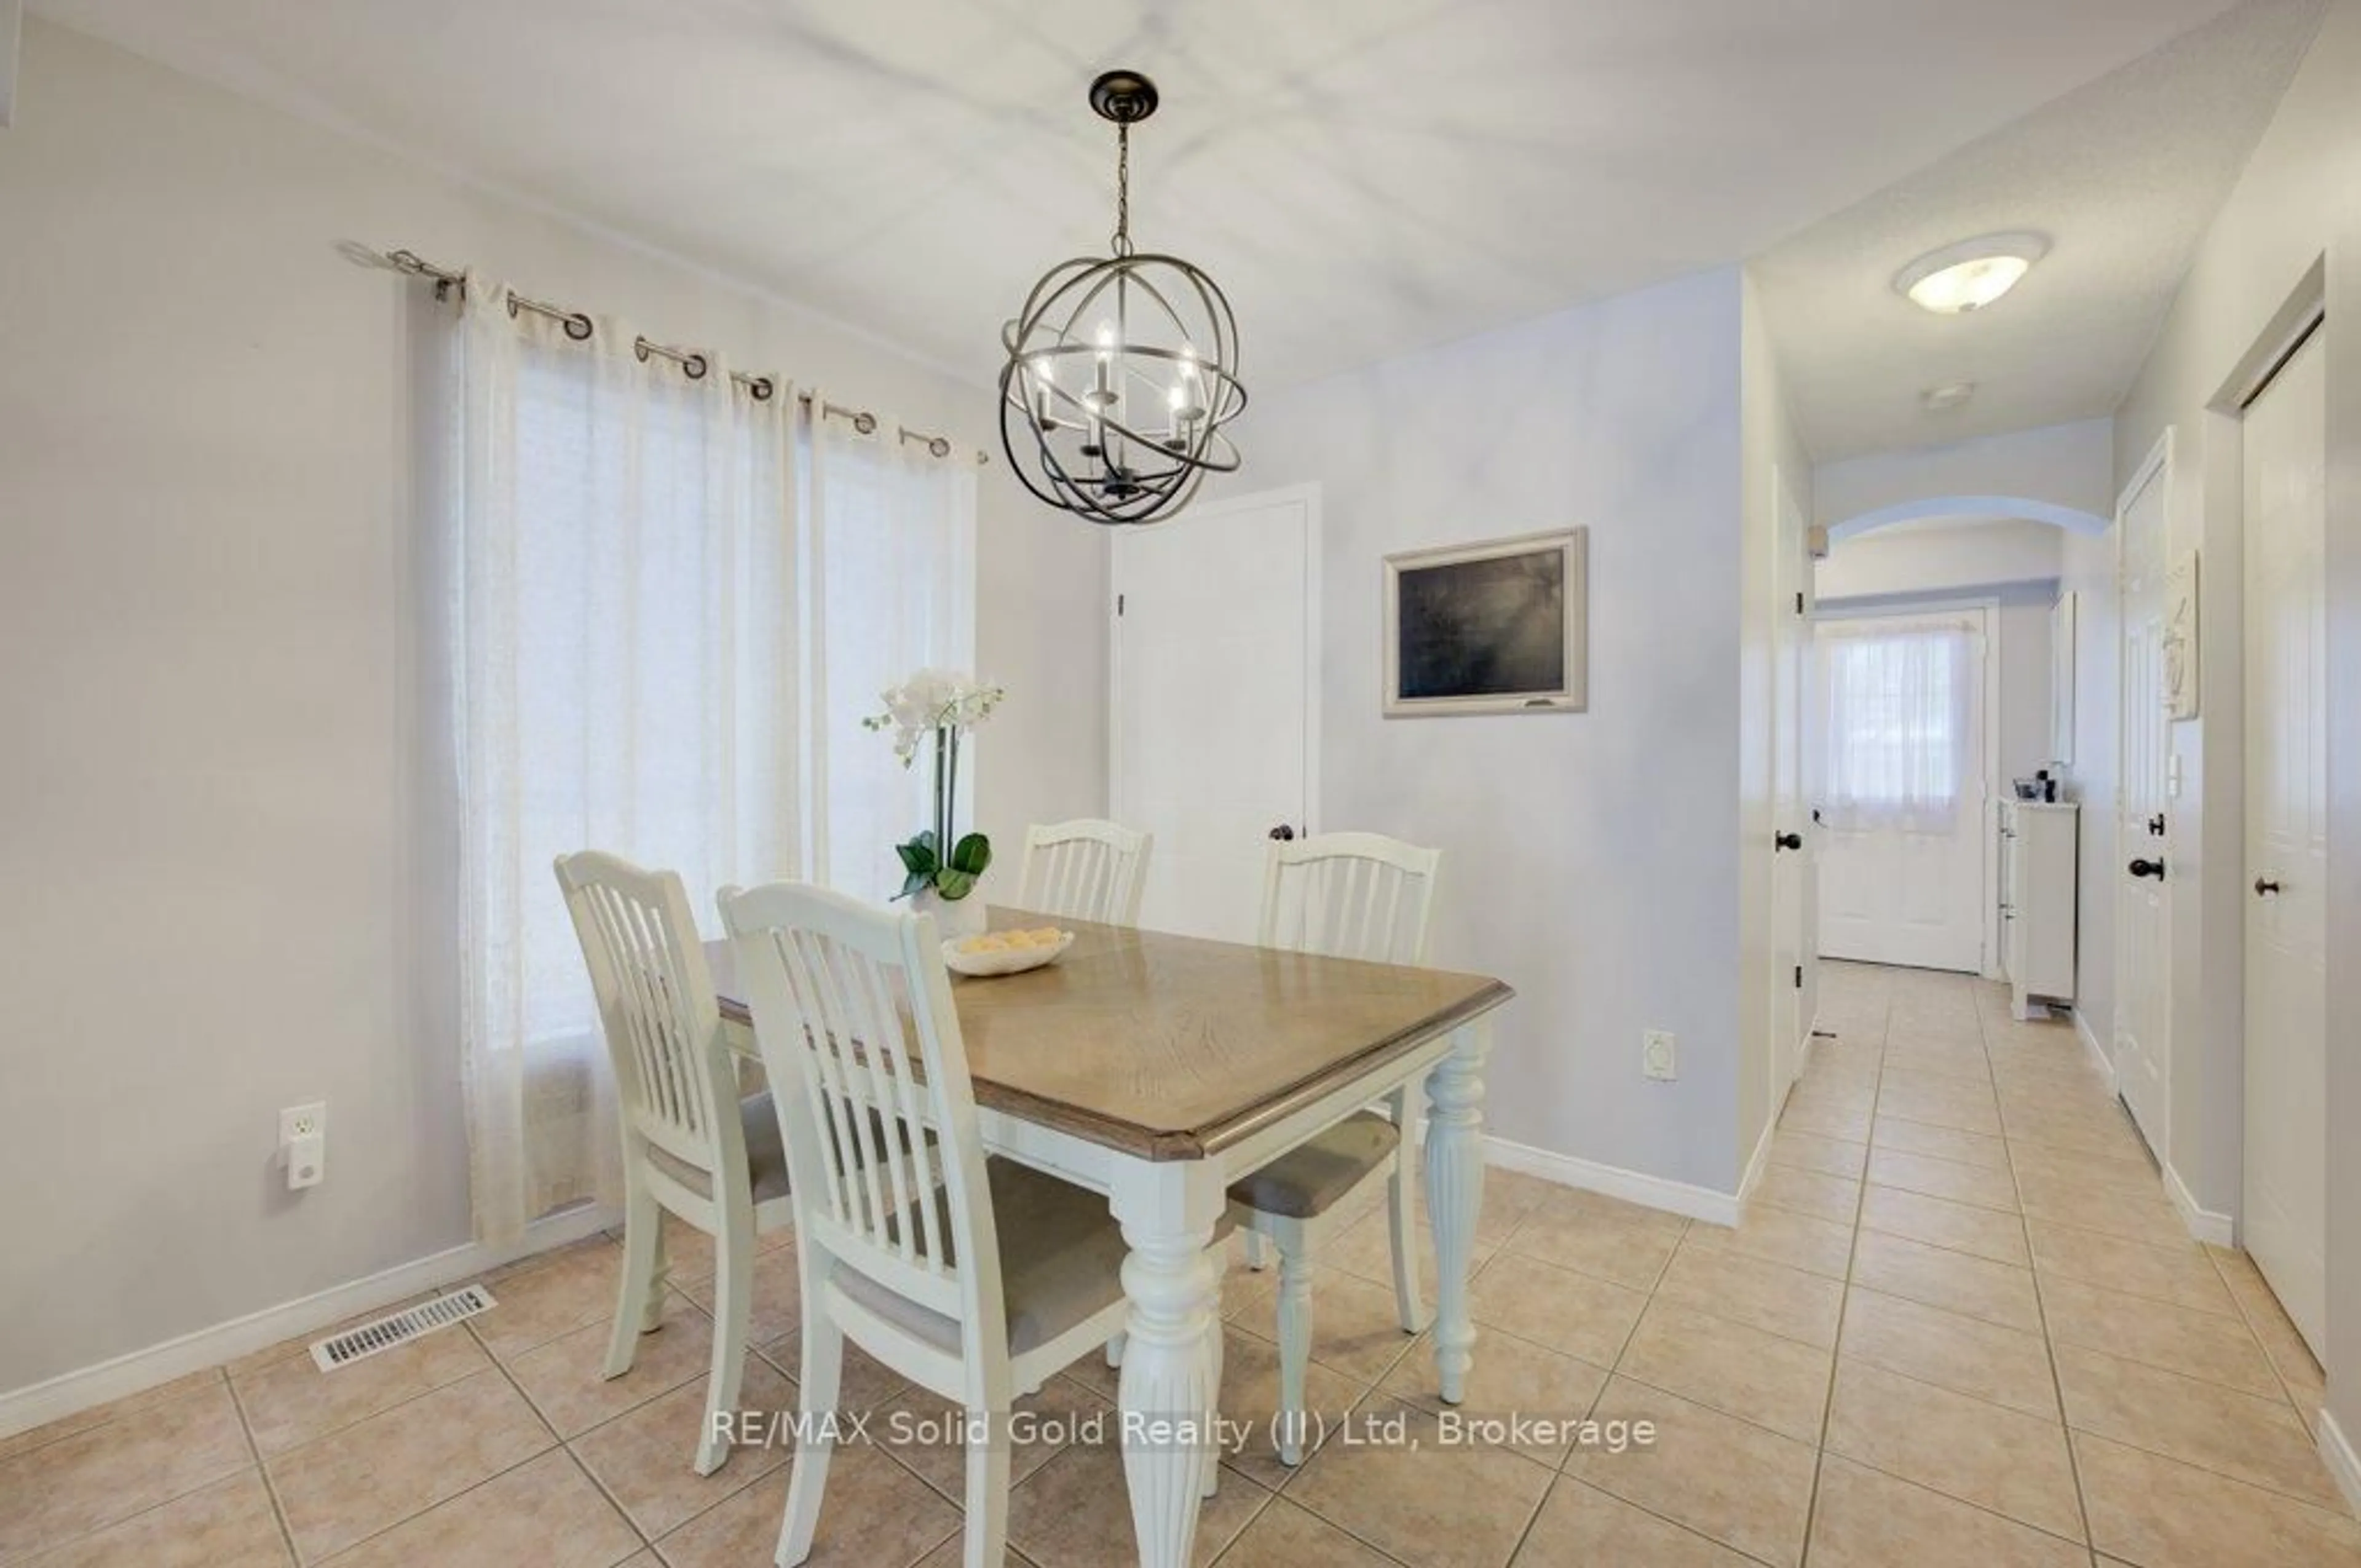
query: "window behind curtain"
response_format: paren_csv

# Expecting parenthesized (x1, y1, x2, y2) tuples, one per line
(1818, 619, 1973, 833)
(804, 412, 978, 901)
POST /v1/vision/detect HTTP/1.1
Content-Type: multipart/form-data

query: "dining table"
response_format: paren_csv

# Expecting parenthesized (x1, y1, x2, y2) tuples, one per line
(703, 905, 1512, 1568)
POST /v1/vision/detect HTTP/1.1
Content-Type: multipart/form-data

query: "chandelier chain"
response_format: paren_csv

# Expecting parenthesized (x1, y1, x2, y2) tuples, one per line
(1111, 124, 1134, 258)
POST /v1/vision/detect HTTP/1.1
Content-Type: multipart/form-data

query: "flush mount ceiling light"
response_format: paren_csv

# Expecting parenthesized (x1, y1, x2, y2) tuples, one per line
(1923, 381, 1977, 413)
(999, 70, 1246, 526)
(1894, 232, 2050, 315)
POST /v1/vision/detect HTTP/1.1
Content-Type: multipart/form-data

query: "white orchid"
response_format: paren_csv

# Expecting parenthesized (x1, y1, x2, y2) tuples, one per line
(863, 670, 1005, 901)
(864, 668, 1005, 767)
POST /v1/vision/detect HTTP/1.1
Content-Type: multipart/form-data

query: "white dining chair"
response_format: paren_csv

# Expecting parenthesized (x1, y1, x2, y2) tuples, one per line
(555, 850, 793, 1478)
(1015, 818, 1153, 925)
(1234, 830, 1442, 1463)
(719, 879, 1225, 1568)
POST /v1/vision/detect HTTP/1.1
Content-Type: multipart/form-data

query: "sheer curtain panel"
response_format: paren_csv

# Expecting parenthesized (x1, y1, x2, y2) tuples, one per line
(1817, 616, 1975, 834)
(804, 403, 978, 901)
(446, 282, 801, 1243)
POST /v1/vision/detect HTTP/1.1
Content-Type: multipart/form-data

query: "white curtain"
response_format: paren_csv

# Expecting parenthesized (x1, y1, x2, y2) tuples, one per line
(447, 282, 801, 1242)
(804, 402, 978, 901)
(1817, 617, 1974, 833)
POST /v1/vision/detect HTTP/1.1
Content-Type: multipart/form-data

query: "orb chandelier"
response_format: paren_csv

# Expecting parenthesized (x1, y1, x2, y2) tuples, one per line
(999, 70, 1246, 526)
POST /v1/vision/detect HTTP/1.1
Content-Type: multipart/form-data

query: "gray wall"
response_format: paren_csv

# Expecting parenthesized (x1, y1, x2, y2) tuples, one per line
(1207, 269, 1752, 1194)
(0, 22, 1105, 1393)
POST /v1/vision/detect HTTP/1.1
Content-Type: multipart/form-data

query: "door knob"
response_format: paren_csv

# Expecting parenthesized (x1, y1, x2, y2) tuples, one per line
(2129, 857, 2167, 881)
(2254, 876, 2283, 897)
(1268, 824, 1296, 842)
(1774, 832, 1803, 852)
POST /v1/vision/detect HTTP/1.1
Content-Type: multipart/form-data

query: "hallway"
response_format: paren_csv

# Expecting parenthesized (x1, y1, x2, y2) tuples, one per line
(1753, 960, 2350, 1564)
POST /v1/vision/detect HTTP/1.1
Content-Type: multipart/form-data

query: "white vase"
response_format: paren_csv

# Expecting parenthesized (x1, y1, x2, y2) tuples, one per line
(912, 884, 989, 942)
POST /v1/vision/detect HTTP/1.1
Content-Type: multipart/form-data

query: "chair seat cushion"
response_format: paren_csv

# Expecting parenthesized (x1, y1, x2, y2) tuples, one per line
(646, 1091, 791, 1205)
(1228, 1111, 1400, 1221)
(836, 1158, 1229, 1356)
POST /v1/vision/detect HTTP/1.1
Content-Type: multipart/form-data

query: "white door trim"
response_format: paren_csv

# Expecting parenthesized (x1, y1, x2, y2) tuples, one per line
(1813, 595, 2003, 975)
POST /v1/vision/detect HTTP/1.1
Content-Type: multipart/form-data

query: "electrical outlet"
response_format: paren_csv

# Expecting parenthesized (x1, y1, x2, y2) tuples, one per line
(279, 1102, 327, 1145)
(1643, 1030, 1677, 1082)
(280, 1103, 327, 1190)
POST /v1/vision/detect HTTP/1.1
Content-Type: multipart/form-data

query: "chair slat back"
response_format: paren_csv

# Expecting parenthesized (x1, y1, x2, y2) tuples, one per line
(553, 851, 740, 1176)
(719, 882, 998, 1331)
(1017, 818, 1153, 926)
(1259, 831, 1442, 965)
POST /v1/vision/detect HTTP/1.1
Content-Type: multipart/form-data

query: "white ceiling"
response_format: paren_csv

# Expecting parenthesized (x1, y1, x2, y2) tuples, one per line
(33, 0, 2280, 410)
(1755, 0, 2323, 461)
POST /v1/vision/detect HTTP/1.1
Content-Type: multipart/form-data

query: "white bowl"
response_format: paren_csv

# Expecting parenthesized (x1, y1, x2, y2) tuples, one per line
(943, 930, 1075, 978)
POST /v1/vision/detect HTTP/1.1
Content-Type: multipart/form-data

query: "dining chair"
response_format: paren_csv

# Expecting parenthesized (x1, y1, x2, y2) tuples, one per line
(719, 879, 1225, 1567)
(555, 850, 793, 1477)
(1234, 830, 1442, 1463)
(1015, 817, 1154, 925)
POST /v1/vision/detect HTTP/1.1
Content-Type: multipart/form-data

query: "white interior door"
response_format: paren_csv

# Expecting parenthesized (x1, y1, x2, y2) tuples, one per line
(2241, 323, 2328, 1357)
(1816, 609, 1988, 973)
(1771, 472, 1810, 1093)
(2114, 443, 2172, 1157)
(1111, 486, 1316, 943)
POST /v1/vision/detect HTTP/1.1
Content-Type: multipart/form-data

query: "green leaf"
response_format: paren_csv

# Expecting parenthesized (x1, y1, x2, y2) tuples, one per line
(933, 868, 977, 901)
(948, 833, 993, 876)
(895, 836, 939, 876)
(895, 869, 930, 901)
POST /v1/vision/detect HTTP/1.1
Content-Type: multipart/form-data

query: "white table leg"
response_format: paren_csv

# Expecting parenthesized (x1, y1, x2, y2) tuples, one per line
(1424, 1018, 1491, 1405)
(1111, 1158, 1225, 1568)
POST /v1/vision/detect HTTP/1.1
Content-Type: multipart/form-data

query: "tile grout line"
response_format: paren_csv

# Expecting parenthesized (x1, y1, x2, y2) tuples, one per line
(219, 1364, 304, 1567)
(271, 1315, 582, 1566)
(1797, 1000, 1888, 1568)
(1988, 1000, 2103, 1566)
(2200, 1243, 2328, 1423)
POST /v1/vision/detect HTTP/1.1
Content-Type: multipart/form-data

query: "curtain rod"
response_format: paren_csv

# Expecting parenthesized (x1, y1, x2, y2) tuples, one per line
(374, 248, 986, 465)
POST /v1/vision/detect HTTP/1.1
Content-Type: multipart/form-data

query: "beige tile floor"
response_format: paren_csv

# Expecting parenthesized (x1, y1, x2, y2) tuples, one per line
(5, 962, 2357, 1566)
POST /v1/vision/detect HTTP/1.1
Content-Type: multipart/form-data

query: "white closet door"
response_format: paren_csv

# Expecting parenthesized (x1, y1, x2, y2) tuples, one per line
(2242, 325, 2328, 1358)
(2114, 450, 2172, 1158)
(1111, 488, 1316, 943)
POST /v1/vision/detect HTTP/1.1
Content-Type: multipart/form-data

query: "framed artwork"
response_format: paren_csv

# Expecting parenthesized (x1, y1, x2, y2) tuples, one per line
(1383, 529, 1588, 718)
(2163, 550, 2199, 721)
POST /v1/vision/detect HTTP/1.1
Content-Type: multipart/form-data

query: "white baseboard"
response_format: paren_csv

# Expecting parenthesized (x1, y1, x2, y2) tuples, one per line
(1737, 1114, 1778, 1211)
(2322, 1406, 2361, 1521)
(2162, 1162, 2235, 1247)
(2073, 1008, 2118, 1092)
(1482, 1133, 1741, 1227)
(0, 1204, 617, 1444)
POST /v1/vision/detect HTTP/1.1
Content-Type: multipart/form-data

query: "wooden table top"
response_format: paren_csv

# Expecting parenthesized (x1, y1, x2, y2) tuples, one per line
(707, 906, 1511, 1162)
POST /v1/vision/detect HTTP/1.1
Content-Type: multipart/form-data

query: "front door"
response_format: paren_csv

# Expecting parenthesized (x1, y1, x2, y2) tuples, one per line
(2114, 442, 2172, 1157)
(1816, 608, 1988, 973)
(2241, 323, 2328, 1356)
(1111, 486, 1316, 943)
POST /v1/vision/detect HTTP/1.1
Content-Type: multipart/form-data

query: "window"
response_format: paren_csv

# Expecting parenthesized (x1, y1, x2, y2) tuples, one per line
(1818, 618, 1973, 831)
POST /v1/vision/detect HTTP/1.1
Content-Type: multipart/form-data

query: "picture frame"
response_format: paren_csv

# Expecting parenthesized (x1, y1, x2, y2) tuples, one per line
(1383, 528, 1588, 718)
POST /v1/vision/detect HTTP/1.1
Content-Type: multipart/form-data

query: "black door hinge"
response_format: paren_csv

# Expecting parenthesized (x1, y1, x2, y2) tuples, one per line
(1793, 964, 1804, 988)
(1117, 593, 1126, 616)
(1795, 591, 1805, 615)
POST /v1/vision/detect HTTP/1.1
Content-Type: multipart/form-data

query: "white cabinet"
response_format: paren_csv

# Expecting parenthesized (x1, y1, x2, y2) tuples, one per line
(1999, 802, 2078, 1021)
